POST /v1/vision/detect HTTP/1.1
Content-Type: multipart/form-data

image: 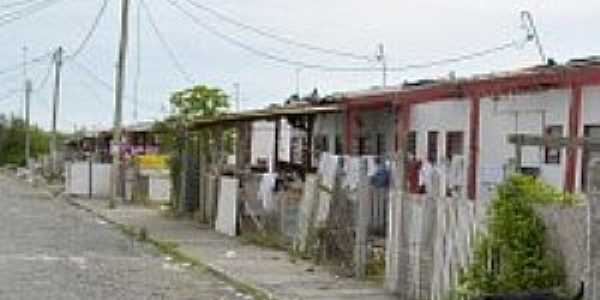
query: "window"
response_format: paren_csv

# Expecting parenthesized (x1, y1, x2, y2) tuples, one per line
(407, 131, 417, 156)
(358, 136, 368, 155)
(314, 135, 329, 153)
(544, 125, 563, 164)
(427, 131, 439, 164)
(335, 135, 343, 155)
(446, 131, 464, 160)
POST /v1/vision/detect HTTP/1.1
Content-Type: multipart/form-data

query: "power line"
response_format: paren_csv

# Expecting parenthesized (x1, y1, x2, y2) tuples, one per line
(140, 0, 194, 84)
(33, 58, 53, 92)
(0, 0, 40, 10)
(0, 87, 22, 102)
(68, 59, 113, 91)
(165, 0, 348, 71)
(167, 0, 527, 73)
(184, 0, 374, 62)
(0, 0, 62, 28)
(68, 57, 159, 116)
(65, 0, 109, 60)
(0, 50, 53, 77)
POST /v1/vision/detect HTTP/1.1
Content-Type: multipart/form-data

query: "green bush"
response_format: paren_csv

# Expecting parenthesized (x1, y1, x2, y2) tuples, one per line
(460, 174, 572, 296)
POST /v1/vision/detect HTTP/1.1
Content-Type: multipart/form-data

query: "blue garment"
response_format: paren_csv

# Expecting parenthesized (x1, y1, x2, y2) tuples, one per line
(370, 167, 390, 188)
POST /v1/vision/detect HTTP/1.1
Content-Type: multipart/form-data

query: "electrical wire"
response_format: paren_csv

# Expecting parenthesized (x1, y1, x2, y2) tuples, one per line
(0, 0, 40, 10)
(140, 0, 194, 84)
(68, 59, 114, 92)
(65, 0, 109, 60)
(33, 58, 53, 92)
(0, 0, 44, 16)
(0, 50, 53, 77)
(167, 0, 527, 73)
(165, 0, 349, 71)
(68, 58, 159, 117)
(184, 0, 374, 62)
(0, 87, 22, 103)
(0, 0, 62, 28)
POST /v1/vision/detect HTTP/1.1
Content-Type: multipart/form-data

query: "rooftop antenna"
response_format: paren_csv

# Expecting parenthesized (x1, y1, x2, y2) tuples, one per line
(520, 10, 546, 64)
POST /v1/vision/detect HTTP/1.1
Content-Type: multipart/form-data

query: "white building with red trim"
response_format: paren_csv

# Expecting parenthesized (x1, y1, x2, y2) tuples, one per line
(312, 58, 600, 200)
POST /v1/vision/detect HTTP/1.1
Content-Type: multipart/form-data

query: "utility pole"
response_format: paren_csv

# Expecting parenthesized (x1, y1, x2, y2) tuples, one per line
(376, 43, 387, 87)
(295, 68, 301, 97)
(24, 79, 32, 170)
(112, 0, 130, 205)
(51, 46, 63, 177)
(233, 82, 240, 111)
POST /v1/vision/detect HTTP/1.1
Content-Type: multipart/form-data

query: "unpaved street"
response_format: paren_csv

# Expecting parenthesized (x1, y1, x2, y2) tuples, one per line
(0, 175, 251, 300)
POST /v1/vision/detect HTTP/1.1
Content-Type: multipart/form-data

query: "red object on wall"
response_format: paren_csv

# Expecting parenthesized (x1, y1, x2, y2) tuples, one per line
(565, 85, 582, 193)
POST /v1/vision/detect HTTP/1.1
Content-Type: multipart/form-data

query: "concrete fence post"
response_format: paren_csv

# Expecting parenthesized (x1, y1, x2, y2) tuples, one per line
(385, 151, 406, 294)
(587, 159, 600, 300)
(355, 157, 369, 279)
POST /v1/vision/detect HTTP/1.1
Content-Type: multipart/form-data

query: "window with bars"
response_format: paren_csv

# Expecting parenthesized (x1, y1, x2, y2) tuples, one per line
(407, 131, 417, 156)
(358, 136, 368, 155)
(427, 131, 439, 164)
(446, 131, 464, 160)
(335, 135, 343, 155)
(544, 125, 563, 164)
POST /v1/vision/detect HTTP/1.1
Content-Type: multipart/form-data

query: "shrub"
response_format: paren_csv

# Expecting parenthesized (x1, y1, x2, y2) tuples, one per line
(461, 174, 570, 296)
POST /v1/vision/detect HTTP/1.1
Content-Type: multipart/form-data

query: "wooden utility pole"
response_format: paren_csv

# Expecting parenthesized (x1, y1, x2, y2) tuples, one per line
(24, 79, 32, 169)
(112, 0, 130, 204)
(51, 47, 63, 176)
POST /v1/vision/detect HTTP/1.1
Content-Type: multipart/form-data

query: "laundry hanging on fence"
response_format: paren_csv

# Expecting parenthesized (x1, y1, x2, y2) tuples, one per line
(257, 173, 277, 211)
(342, 156, 362, 191)
(318, 153, 339, 188)
(364, 155, 378, 177)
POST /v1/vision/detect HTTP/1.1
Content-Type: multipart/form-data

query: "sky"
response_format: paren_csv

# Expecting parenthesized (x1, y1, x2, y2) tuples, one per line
(0, 0, 599, 132)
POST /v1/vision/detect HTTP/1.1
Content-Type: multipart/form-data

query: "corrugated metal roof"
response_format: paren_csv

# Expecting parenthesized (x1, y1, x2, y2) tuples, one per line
(189, 103, 341, 129)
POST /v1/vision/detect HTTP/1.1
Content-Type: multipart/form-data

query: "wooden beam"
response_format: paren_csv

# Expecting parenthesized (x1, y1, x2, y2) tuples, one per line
(507, 134, 600, 148)
(344, 107, 354, 154)
(467, 96, 480, 200)
(305, 116, 314, 172)
(565, 85, 583, 193)
(273, 118, 280, 172)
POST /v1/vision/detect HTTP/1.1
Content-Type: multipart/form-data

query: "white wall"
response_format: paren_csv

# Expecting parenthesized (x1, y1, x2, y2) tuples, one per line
(251, 119, 304, 166)
(251, 121, 275, 166)
(313, 113, 343, 154)
(311, 86, 596, 199)
(479, 89, 570, 198)
(411, 99, 470, 163)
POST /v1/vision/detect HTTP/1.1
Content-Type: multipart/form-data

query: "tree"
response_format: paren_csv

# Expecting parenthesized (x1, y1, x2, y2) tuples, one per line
(0, 114, 51, 166)
(154, 85, 232, 209)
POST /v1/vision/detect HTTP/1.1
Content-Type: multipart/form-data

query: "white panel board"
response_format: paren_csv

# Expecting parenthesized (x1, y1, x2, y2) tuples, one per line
(66, 162, 90, 195)
(215, 177, 239, 237)
(149, 176, 171, 202)
(91, 163, 112, 197)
